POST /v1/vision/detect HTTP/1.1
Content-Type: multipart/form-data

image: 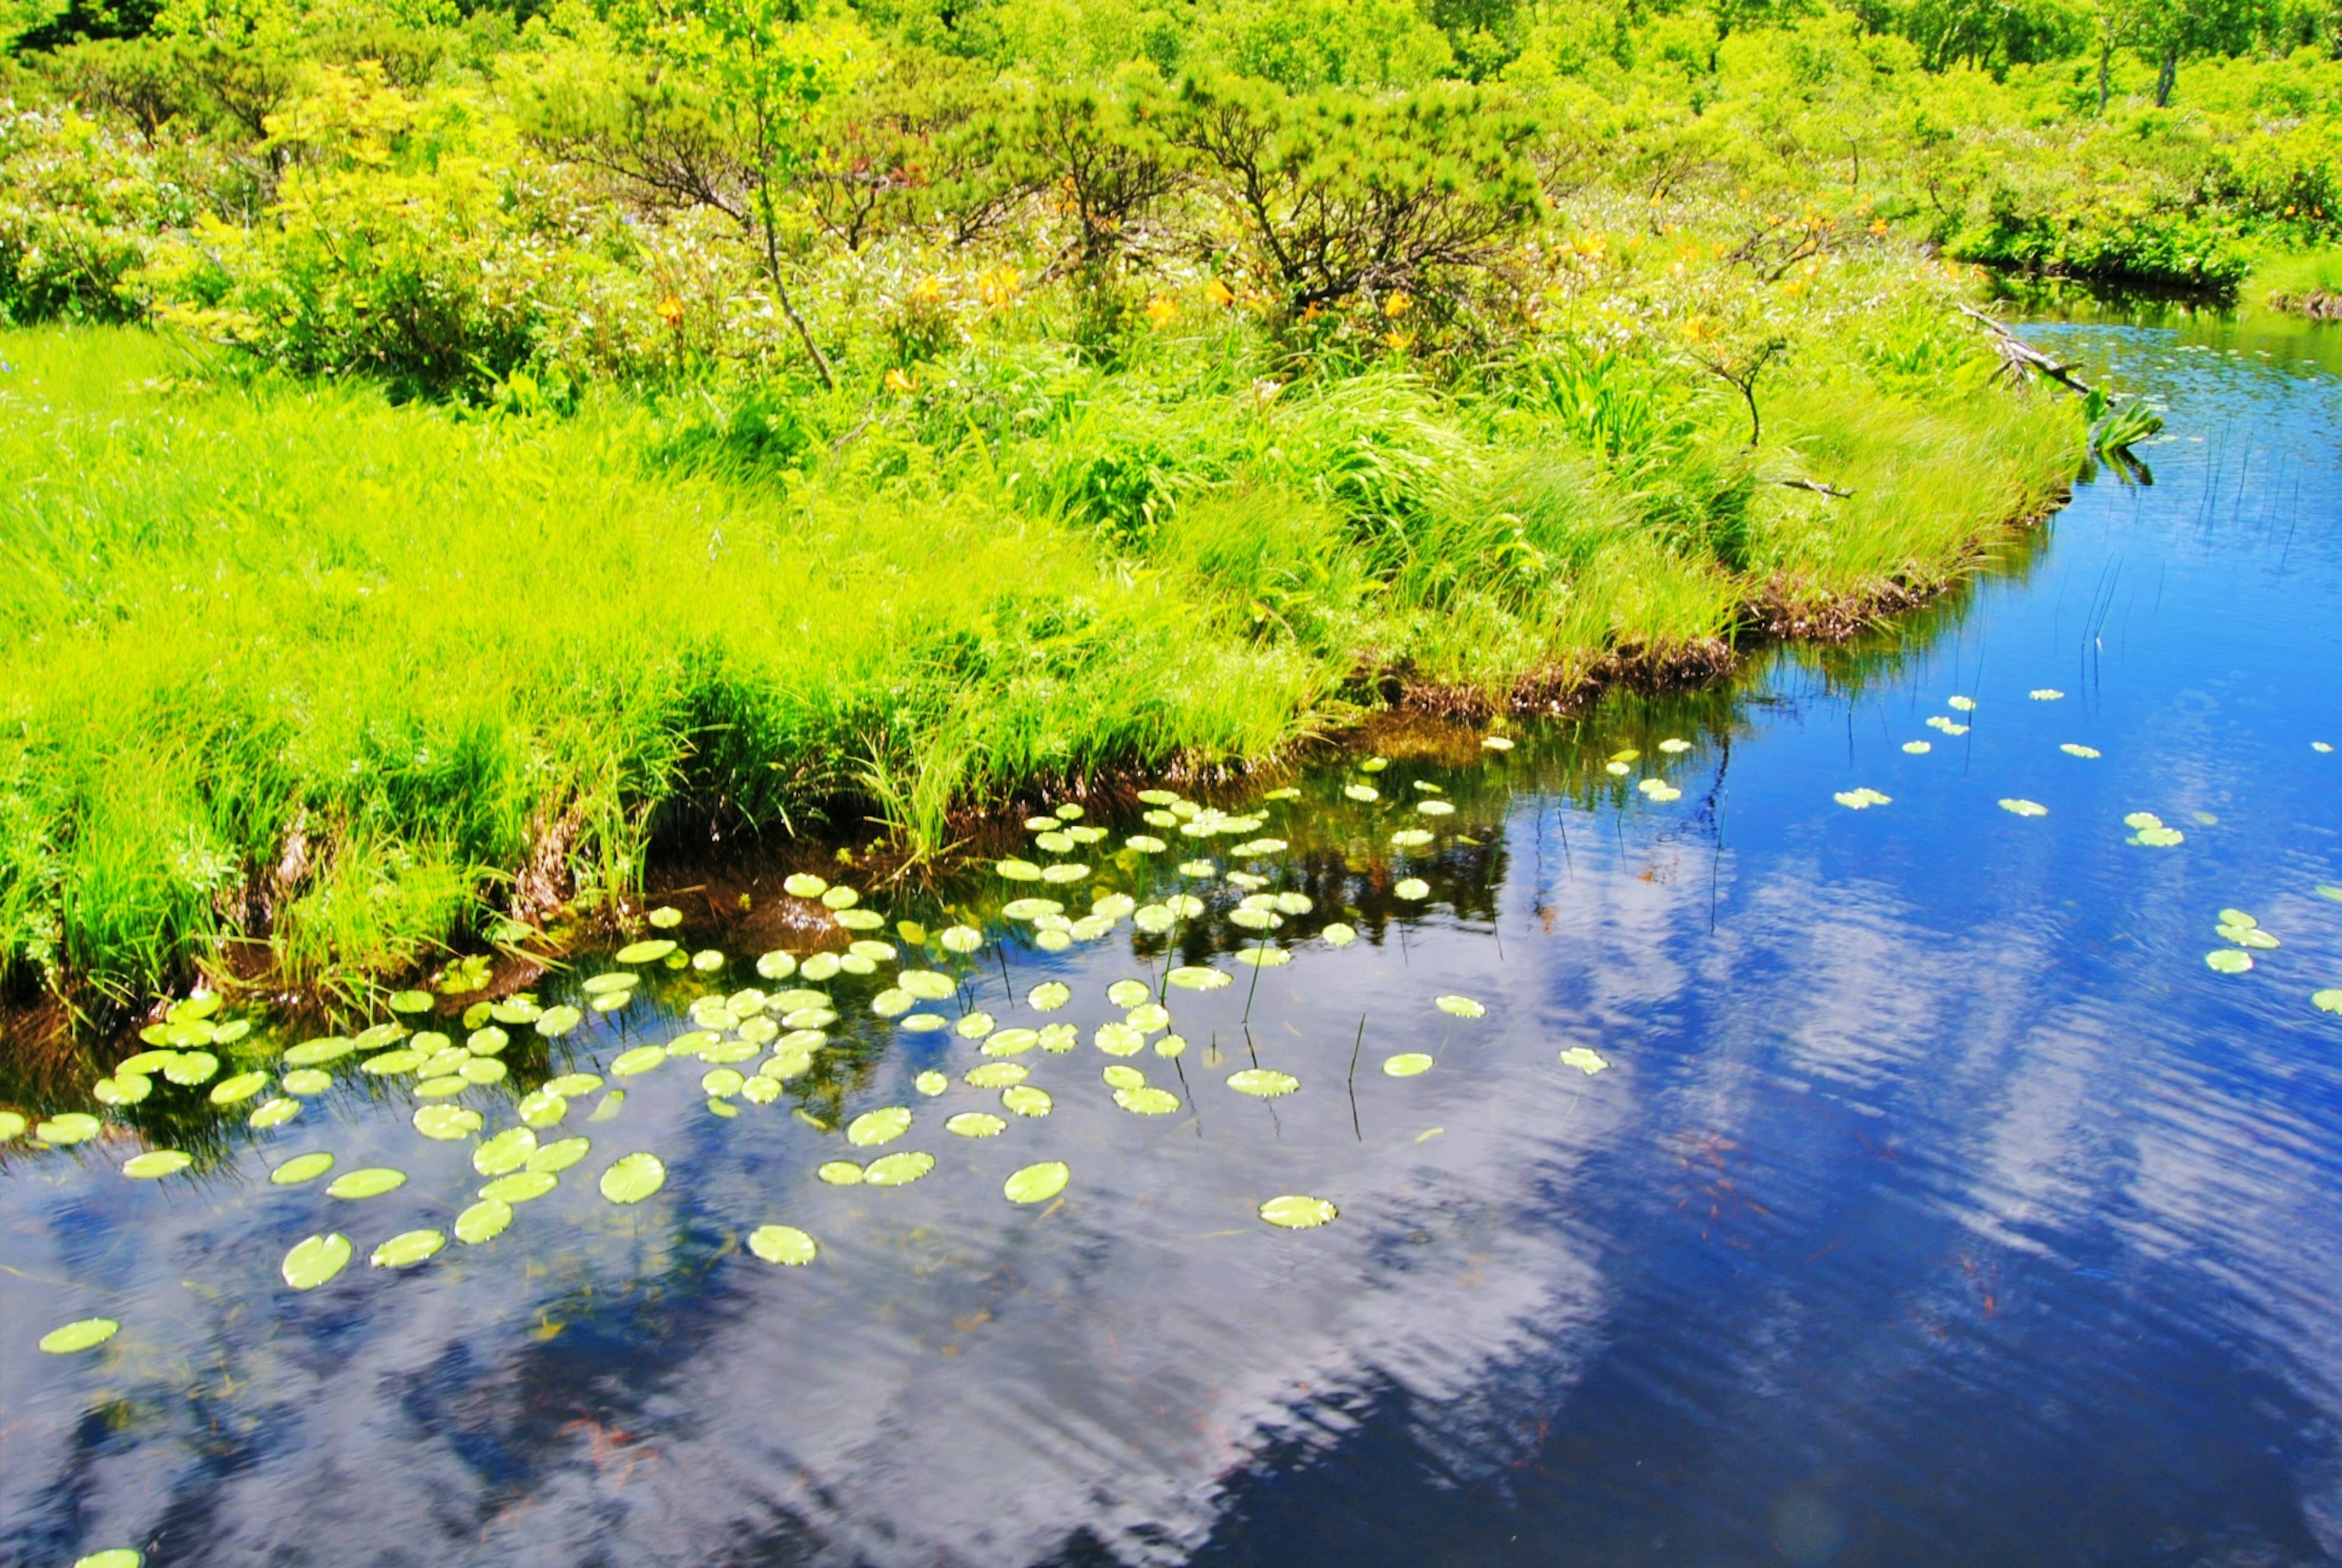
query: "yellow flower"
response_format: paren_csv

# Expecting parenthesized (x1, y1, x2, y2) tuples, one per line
(1205, 277, 1236, 307)
(656, 294, 684, 326)
(1383, 329, 1415, 353)
(979, 265, 1023, 307)
(1144, 296, 1178, 328)
(1383, 290, 1412, 318)
(884, 367, 915, 393)
(1869, 218, 1889, 237)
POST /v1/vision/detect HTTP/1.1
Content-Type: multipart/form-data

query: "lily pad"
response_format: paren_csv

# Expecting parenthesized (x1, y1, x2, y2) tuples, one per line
(783, 873, 828, 898)
(534, 1004, 584, 1037)
(249, 1098, 303, 1129)
(1947, 695, 1976, 712)
(1383, 1053, 1434, 1077)
(1227, 1069, 1299, 1098)
(2313, 989, 2342, 1015)
(847, 1106, 914, 1146)
(1902, 740, 1932, 754)
(820, 886, 860, 911)
(1393, 879, 1431, 900)
(389, 990, 435, 1015)
(1028, 981, 1073, 1011)
(37, 1112, 101, 1145)
(1390, 829, 1435, 848)
(1114, 1086, 1180, 1115)
(362, 1050, 425, 1077)
(617, 939, 678, 965)
(481, 1170, 558, 1205)
(328, 1167, 406, 1200)
(940, 925, 984, 953)
(1259, 1195, 1337, 1230)
(2031, 688, 2064, 700)
(371, 1230, 446, 1269)
(947, 1112, 1007, 1138)
(280, 1068, 332, 1097)
(2205, 949, 2254, 974)
(91, 1075, 150, 1107)
(1094, 1023, 1145, 1057)
(1558, 1046, 1611, 1075)
(270, 1151, 335, 1186)
(40, 1317, 120, 1353)
(817, 1160, 865, 1186)
(914, 1070, 948, 1096)
(122, 1150, 191, 1180)
(1833, 788, 1892, 810)
(73, 1550, 141, 1568)
(1323, 923, 1358, 947)
(1434, 995, 1485, 1018)
(162, 1051, 219, 1086)
(863, 1151, 935, 1186)
(599, 1151, 667, 1205)
(282, 1233, 354, 1291)
(612, 1045, 667, 1078)
(415, 1104, 484, 1141)
(0, 1111, 23, 1140)
(983, 1027, 1040, 1057)
(1004, 1161, 1070, 1205)
(528, 1137, 591, 1174)
(473, 1127, 539, 1176)
(415, 1075, 468, 1099)
(1999, 799, 2049, 817)
(2061, 743, 2101, 759)
(1155, 1033, 1189, 1058)
(749, 1224, 818, 1265)
(1166, 966, 1231, 991)
(284, 1037, 356, 1067)
(1001, 1086, 1055, 1117)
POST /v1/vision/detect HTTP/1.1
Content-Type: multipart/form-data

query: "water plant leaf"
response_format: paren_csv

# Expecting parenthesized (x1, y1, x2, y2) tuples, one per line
(1166, 965, 1230, 991)
(2205, 949, 2254, 974)
(1115, 1086, 1181, 1114)
(2061, 743, 2101, 759)
(956, 1011, 997, 1039)
(914, 1070, 948, 1097)
(414, 1104, 484, 1142)
(756, 950, 799, 980)
(1028, 981, 1073, 1010)
(1323, 923, 1358, 947)
(389, 990, 435, 1015)
(2031, 689, 2063, 700)
(702, 1067, 746, 1098)
(940, 925, 984, 953)
(163, 1051, 218, 1086)
(329, 1167, 407, 1200)
(617, 939, 677, 964)
(282, 1233, 353, 1291)
(481, 1170, 559, 1204)
(518, 1088, 570, 1128)
(1094, 1023, 1145, 1056)
(528, 1137, 591, 1174)
(1383, 1053, 1434, 1077)
(37, 1112, 101, 1145)
(1394, 878, 1431, 900)
(93, 1075, 150, 1107)
(2313, 989, 2342, 1015)
(1155, 1033, 1189, 1058)
(473, 1128, 538, 1176)
(1482, 736, 1515, 751)
(1833, 789, 1891, 809)
(535, 1005, 584, 1037)
(1105, 978, 1150, 1008)
(847, 1106, 913, 1146)
(1233, 948, 1291, 967)
(864, 1151, 935, 1186)
(362, 1049, 424, 1077)
(817, 1160, 865, 1185)
(947, 1112, 1007, 1138)
(0, 1111, 23, 1141)
(1434, 995, 1485, 1018)
(1558, 1046, 1611, 1075)
(271, 1153, 337, 1188)
(2000, 799, 2049, 817)
(40, 1318, 120, 1353)
(600, 1152, 666, 1204)
(1002, 1086, 1054, 1117)
(249, 1098, 302, 1129)
(783, 873, 828, 898)
(371, 1230, 445, 1269)
(284, 1037, 356, 1067)
(1004, 1161, 1069, 1205)
(1390, 829, 1435, 848)
(1925, 717, 1968, 735)
(967, 1062, 1030, 1089)
(834, 910, 886, 932)
(280, 1067, 332, 1097)
(1902, 740, 1932, 754)
(983, 1027, 1040, 1057)
(123, 1150, 191, 1180)
(1003, 898, 1064, 922)
(1417, 799, 1456, 817)
(749, 1225, 817, 1265)
(415, 1075, 468, 1099)
(612, 1045, 667, 1078)
(1227, 1068, 1298, 1097)
(73, 1550, 140, 1568)
(1259, 1195, 1337, 1230)
(1100, 1064, 1147, 1092)
(451, 1197, 513, 1244)
(997, 859, 1043, 882)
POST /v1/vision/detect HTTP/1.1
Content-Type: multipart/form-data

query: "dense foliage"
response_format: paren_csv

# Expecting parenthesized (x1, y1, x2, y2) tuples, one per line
(4, 0, 2289, 1012)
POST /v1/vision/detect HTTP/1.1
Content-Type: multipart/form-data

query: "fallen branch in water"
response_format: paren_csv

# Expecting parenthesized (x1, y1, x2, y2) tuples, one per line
(1957, 303, 2097, 396)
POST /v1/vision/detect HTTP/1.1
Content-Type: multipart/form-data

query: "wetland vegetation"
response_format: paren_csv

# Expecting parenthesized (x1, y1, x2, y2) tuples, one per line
(2, 0, 2338, 1018)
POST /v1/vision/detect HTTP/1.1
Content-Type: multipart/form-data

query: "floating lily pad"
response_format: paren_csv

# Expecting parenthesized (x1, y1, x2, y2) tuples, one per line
(748, 1224, 817, 1265)
(389, 990, 435, 1015)
(847, 1106, 913, 1146)
(40, 1317, 120, 1353)
(820, 886, 860, 910)
(362, 1050, 424, 1077)
(414, 1075, 468, 1099)
(1390, 829, 1435, 848)
(1028, 981, 1073, 1011)
(37, 1113, 101, 1145)
(1259, 1194, 1337, 1230)
(453, 1197, 514, 1245)
(0, 1111, 23, 1141)
(983, 1028, 1040, 1058)
(284, 1037, 356, 1067)
(817, 1160, 865, 1186)
(1434, 995, 1485, 1018)
(1393, 879, 1431, 900)
(481, 1170, 558, 1205)
(1227, 1069, 1298, 1098)
(1167, 966, 1231, 991)
(2061, 743, 2101, 759)
(73, 1550, 141, 1568)
(92, 1075, 149, 1107)
(1004, 1161, 1069, 1205)
(783, 873, 828, 898)
(1233, 947, 1291, 968)
(122, 1150, 190, 1180)
(2000, 799, 2049, 817)
(528, 1137, 591, 1174)
(162, 1051, 218, 1086)
(2205, 949, 2254, 974)
(473, 1127, 539, 1176)
(249, 1098, 303, 1129)
(939, 925, 984, 954)
(1100, 1064, 1145, 1092)
(415, 1104, 484, 1141)
(371, 1230, 445, 1269)
(1114, 1086, 1180, 1115)
(864, 1151, 935, 1187)
(1902, 740, 1932, 754)
(1416, 799, 1455, 817)
(1320, 923, 1358, 948)
(2313, 989, 2342, 1015)
(947, 1112, 1007, 1138)
(1094, 1023, 1145, 1057)
(1125, 1003, 1171, 1033)
(535, 1005, 584, 1037)
(1558, 1046, 1611, 1075)
(600, 1152, 666, 1205)
(611, 1046, 667, 1078)
(282, 1233, 353, 1291)
(1833, 788, 1891, 810)
(279, 1068, 332, 1097)
(1001, 1086, 1054, 1117)
(756, 950, 800, 981)
(328, 1167, 407, 1200)
(1105, 979, 1150, 1008)
(1383, 1053, 1434, 1077)
(617, 939, 678, 965)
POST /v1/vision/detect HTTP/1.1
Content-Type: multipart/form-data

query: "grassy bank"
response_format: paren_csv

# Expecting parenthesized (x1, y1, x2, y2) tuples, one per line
(1, 316, 2079, 1017)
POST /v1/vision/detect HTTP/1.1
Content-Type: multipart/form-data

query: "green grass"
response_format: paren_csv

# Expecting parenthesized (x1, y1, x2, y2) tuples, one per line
(0, 321, 2080, 1015)
(2246, 248, 2342, 313)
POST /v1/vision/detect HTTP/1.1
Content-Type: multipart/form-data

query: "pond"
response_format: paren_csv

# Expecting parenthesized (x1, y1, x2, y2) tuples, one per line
(4, 299, 2342, 1568)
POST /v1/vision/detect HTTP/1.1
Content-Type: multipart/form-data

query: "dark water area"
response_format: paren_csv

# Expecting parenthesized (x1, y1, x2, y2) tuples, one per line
(5, 301, 2342, 1568)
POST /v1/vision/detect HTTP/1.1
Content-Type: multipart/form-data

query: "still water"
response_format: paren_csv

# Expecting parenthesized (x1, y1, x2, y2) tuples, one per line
(5, 303, 2342, 1568)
